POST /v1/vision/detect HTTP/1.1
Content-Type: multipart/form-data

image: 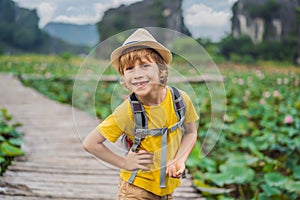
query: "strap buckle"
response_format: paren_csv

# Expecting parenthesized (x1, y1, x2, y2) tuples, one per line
(135, 129, 147, 138)
(131, 135, 142, 152)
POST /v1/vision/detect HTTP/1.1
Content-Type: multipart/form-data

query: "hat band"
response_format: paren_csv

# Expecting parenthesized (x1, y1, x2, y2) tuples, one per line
(124, 40, 139, 45)
(120, 45, 151, 56)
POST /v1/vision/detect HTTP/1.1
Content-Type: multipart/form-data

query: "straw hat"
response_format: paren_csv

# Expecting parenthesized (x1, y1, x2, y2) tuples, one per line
(111, 28, 172, 70)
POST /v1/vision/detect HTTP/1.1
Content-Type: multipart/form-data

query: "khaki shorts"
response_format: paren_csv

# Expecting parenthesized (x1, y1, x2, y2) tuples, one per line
(118, 178, 173, 200)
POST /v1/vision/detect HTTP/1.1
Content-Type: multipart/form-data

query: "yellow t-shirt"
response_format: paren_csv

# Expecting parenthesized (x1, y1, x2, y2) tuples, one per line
(96, 87, 199, 196)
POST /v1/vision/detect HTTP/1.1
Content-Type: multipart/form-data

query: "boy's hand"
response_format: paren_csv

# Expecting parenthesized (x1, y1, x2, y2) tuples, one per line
(122, 149, 153, 171)
(166, 160, 185, 179)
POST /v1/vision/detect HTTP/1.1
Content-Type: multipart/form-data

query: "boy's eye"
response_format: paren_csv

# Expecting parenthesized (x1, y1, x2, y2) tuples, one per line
(142, 64, 151, 68)
(125, 66, 133, 71)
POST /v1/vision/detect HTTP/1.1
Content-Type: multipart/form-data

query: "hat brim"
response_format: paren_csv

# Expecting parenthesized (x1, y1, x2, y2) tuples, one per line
(111, 40, 172, 71)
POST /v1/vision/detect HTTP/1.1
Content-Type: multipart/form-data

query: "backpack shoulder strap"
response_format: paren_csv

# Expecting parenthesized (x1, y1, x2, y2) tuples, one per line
(128, 92, 147, 152)
(169, 86, 187, 179)
(169, 86, 186, 132)
(129, 92, 148, 130)
(127, 93, 148, 184)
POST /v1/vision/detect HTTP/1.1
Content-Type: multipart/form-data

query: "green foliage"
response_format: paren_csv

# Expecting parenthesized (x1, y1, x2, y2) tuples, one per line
(0, 108, 24, 175)
(196, 38, 218, 57)
(0, 42, 6, 55)
(22, 78, 74, 104)
(153, 0, 166, 27)
(13, 28, 37, 49)
(217, 34, 297, 63)
(0, 54, 83, 76)
(60, 51, 73, 61)
(188, 71, 300, 199)
(249, 0, 280, 21)
(296, 7, 300, 25)
(218, 35, 254, 60)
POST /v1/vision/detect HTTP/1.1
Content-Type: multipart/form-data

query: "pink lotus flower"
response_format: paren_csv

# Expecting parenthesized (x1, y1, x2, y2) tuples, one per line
(277, 78, 282, 85)
(238, 78, 244, 85)
(45, 72, 52, 78)
(284, 78, 289, 85)
(273, 90, 279, 97)
(264, 91, 271, 98)
(284, 115, 293, 124)
(259, 99, 266, 105)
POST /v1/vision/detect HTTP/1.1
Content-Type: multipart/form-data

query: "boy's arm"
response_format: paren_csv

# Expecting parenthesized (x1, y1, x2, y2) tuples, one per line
(83, 128, 153, 171)
(166, 121, 197, 178)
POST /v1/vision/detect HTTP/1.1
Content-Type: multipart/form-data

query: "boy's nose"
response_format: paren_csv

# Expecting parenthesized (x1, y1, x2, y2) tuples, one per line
(133, 65, 143, 77)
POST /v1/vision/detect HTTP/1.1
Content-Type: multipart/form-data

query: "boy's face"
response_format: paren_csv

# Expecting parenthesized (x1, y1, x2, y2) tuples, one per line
(122, 57, 161, 97)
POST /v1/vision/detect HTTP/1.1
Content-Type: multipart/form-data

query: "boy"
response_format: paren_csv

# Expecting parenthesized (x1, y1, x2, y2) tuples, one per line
(83, 28, 199, 199)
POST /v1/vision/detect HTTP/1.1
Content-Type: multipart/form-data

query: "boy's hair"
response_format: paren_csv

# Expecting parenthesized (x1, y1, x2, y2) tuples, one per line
(118, 48, 168, 85)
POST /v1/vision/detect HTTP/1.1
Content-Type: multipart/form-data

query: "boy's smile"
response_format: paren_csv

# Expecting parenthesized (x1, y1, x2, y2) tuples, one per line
(132, 80, 149, 88)
(131, 80, 150, 92)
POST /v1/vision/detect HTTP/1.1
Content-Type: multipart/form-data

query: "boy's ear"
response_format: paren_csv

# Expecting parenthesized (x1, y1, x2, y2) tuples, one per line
(160, 70, 168, 85)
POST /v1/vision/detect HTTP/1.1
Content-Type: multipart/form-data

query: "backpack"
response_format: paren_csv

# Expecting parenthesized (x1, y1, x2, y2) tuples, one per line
(124, 86, 186, 188)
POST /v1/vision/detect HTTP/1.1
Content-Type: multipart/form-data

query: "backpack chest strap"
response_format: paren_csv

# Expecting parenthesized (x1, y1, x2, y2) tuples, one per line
(131, 127, 167, 153)
(131, 118, 184, 153)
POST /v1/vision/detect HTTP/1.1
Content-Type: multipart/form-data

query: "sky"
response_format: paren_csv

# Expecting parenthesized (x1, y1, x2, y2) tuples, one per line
(12, 0, 237, 42)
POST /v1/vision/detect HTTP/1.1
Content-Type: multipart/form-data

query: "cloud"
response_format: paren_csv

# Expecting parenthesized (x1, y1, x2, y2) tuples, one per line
(111, 0, 142, 7)
(93, 2, 111, 19)
(50, 1, 142, 25)
(228, 0, 238, 5)
(53, 14, 101, 25)
(14, 0, 143, 27)
(13, 0, 40, 9)
(185, 3, 230, 27)
(36, 3, 56, 27)
(66, 6, 78, 12)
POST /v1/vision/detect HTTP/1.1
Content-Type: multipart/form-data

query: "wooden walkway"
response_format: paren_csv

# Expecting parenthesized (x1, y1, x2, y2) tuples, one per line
(0, 74, 204, 200)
